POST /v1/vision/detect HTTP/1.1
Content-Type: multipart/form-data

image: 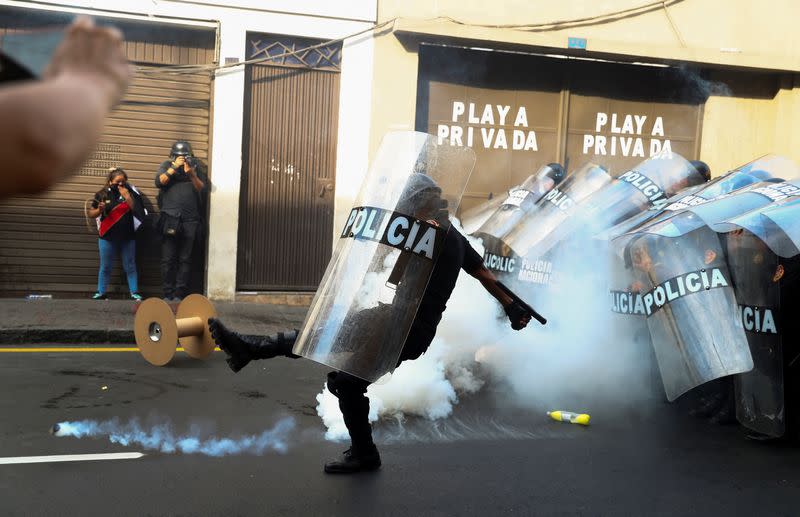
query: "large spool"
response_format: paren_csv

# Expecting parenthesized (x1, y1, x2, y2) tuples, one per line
(134, 294, 217, 366)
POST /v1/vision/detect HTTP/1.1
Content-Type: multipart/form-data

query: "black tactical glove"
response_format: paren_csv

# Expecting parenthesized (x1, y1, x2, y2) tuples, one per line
(504, 301, 529, 331)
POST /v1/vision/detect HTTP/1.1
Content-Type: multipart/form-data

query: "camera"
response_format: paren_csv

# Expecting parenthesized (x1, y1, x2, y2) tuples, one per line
(185, 156, 198, 169)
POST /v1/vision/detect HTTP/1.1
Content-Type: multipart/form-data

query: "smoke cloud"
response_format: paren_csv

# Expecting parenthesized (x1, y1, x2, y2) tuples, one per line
(316, 219, 658, 442)
(53, 416, 296, 456)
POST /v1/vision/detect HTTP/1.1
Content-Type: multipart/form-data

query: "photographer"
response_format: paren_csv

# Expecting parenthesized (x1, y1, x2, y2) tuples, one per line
(87, 167, 144, 300)
(155, 140, 207, 302)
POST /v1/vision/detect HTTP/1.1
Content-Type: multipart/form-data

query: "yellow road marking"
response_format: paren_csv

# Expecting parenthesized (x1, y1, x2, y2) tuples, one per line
(0, 347, 221, 353)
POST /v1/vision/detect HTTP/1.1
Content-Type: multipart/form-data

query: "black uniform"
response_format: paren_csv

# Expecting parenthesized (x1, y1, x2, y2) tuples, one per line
(155, 161, 208, 299)
(326, 227, 483, 451)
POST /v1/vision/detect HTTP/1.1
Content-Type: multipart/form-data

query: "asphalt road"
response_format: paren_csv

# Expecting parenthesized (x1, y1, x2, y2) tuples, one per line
(0, 348, 798, 516)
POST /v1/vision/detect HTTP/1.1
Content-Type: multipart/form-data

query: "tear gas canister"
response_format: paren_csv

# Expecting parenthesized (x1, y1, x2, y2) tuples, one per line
(547, 410, 590, 425)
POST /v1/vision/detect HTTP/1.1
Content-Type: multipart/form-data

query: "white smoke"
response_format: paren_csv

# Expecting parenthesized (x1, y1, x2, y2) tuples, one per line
(53, 417, 296, 456)
(316, 219, 658, 441)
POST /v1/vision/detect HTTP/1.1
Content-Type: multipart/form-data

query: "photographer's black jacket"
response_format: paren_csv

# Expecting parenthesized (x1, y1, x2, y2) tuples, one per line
(155, 160, 208, 222)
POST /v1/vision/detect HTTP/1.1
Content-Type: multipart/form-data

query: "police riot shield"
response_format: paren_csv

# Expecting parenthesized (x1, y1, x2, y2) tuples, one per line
(474, 163, 565, 242)
(627, 180, 800, 242)
(292, 132, 475, 382)
(604, 154, 798, 244)
(511, 152, 706, 260)
(625, 228, 752, 401)
(460, 192, 507, 235)
(503, 163, 612, 258)
(725, 229, 786, 436)
(716, 197, 800, 258)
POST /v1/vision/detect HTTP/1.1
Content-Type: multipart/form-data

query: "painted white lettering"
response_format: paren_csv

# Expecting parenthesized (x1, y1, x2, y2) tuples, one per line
(621, 114, 634, 134)
(497, 105, 511, 125)
(595, 112, 608, 132)
(634, 115, 647, 134)
(611, 113, 621, 134)
(665, 281, 679, 301)
(480, 104, 494, 125)
(481, 127, 495, 147)
(406, 221, 421, 249)
(494, 129, 508, 149)
(450, 125, 463, 146)
(468, 102, 480, 124)
(362, 209, 379, 239)
(743, 307, 754, 331)
(387, 217, 409, 245)
(653, 286, 666, 306)
(652, 116, 664, 136)
(514, 107, 528, 127)
(685, 273, 701, 292)
(412, 227, 437, 257)
(583, 134, 594, 154)
(595, 135, 608, 155)
(762, 309, 777, 334)
(351, 208, 368, 235)
(633, 139, 645, 157)
(452, 101, 465, 122)
(343, 208, 358, 235)
(437, 124, 449, 145)
(711, 268, 728, 288)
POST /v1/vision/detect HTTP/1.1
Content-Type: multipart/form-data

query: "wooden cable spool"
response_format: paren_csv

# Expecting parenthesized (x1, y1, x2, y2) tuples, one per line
(134, 294, 217, 366)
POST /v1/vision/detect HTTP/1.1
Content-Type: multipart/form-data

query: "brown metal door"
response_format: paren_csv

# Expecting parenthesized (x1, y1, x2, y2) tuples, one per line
(237, 61, 340, 291)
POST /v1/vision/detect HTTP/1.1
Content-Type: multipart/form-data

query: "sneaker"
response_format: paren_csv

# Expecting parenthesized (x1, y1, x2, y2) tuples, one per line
(131, 293, 143, 302)
(92, 292, 108, 300)
(324, 445, 381, 474)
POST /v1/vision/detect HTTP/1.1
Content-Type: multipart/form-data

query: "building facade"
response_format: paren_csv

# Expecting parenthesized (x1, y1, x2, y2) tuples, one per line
(0, 0, 798, 300)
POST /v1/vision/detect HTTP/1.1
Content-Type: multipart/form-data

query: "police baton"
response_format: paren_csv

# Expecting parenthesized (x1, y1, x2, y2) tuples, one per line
(496, 281, 547, 326)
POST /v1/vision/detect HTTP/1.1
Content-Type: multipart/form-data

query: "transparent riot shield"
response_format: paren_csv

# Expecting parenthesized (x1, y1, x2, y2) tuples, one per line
(293, 131, 475, 382)
(460, 193, 507, 235)
(716, 197, 800, 258)
(474, 163, 564, 242)
(626, 228, 752, 401)
(726, 229, 786, 437)
(511, 152, 705, 260)
(626, 180, 800, 242)
(605, 153, 800, 245)
(503, 163, 612, 257)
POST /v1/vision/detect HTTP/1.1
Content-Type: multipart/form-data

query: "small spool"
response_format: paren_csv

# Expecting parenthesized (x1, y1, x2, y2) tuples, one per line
(134, 294, 217, 366)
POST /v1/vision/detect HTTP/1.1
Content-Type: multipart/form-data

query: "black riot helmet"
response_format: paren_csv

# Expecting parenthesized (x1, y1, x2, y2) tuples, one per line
(690, 160, 711, 182)
(543, 163, 566, 184)
(396, 173, 447, 222)
(170, 141, 194, 158)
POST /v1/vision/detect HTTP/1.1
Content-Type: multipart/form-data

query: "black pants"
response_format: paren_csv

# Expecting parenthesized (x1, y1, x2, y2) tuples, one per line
(327, 318, 437, 450)
(160, 220, 199, 298)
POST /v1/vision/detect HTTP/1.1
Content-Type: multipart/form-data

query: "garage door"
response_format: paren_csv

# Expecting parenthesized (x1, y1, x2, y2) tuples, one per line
(417, 44, 706, 214)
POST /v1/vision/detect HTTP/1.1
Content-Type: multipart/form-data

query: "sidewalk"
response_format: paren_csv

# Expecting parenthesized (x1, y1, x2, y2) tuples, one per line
(0, 298, 310, 344)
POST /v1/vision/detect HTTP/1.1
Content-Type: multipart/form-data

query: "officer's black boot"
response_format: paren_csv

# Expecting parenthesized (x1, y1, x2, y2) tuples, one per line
(324, 372, 381, 474)
(208, 318, 298, 373)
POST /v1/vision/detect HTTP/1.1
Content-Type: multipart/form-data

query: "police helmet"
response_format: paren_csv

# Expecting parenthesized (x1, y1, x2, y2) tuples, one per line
(690, 160, 711, 182)
(543, 163, 566, 184)
(170, 141, 193, 158)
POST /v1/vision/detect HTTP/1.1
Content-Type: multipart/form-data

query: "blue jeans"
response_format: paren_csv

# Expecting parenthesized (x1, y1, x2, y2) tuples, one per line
(97, 238, 139, 295)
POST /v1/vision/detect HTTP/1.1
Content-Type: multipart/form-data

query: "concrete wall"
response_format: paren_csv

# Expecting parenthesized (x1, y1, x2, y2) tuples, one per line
(1, 0, 377, 300)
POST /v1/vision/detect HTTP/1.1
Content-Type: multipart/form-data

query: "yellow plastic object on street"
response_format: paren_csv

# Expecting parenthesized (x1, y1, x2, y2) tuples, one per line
(547, 410, 590, 426)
